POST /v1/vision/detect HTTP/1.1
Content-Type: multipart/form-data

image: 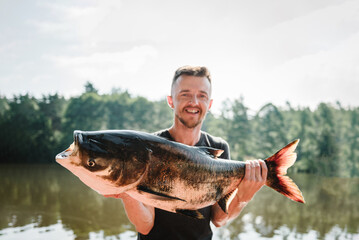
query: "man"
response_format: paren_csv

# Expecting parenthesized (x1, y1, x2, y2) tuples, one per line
(115, 66, 267, 239)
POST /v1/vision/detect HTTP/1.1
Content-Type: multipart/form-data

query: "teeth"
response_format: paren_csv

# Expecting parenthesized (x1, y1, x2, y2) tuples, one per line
(186, 109, 199, 113)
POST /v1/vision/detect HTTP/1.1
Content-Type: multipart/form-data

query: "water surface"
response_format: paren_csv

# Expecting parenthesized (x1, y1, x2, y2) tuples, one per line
(0, 164, 358, 239)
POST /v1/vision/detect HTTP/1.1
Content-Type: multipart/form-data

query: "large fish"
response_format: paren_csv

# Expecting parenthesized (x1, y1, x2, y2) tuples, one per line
(56, 130, 305, 219)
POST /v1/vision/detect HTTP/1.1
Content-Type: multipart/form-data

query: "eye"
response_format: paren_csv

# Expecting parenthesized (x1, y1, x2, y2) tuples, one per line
(88, 158, 96, 167)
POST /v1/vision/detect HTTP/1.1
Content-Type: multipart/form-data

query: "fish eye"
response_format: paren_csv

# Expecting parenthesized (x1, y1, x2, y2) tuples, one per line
(88, 158, 96, 167)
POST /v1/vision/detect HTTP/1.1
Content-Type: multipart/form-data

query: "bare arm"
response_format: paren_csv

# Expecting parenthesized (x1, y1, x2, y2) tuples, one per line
(211, 159, 267, 227)
(105, 193, 155, 235)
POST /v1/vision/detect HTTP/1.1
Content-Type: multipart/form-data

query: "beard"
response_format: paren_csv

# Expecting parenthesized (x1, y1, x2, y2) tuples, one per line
(175, 113, 203, 129)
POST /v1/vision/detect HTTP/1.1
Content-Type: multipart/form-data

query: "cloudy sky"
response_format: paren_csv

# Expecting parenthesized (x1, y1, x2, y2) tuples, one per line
(1, 0, 358, 113)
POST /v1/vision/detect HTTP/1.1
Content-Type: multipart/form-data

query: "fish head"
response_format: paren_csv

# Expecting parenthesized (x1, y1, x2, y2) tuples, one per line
(56, 130, 149, 195)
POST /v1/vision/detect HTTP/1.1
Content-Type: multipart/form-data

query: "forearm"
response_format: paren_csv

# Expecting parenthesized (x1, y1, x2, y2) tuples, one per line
(211, 195, 248, 227)
(121, 195, 155, 235)
(211, 159, 268, 227)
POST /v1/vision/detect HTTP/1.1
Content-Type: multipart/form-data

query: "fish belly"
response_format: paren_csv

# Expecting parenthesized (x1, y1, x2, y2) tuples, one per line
(126, 177, 239, 213)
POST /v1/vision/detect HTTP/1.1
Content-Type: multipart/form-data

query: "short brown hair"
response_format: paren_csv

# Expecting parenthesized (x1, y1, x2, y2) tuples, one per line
(171, 66, 212, 94)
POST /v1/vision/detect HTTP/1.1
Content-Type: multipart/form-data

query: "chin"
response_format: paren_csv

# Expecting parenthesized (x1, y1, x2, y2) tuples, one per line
(183, 119, 203, 129)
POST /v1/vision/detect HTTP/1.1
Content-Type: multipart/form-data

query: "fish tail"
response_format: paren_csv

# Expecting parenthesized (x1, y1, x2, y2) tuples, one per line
(265, 139, 305, 203)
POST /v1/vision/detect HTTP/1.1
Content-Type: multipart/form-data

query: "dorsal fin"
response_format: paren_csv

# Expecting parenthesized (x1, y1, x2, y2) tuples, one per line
(197, 147, 224, 158)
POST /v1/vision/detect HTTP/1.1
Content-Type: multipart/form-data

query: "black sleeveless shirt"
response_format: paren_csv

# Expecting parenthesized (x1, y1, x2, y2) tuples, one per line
(138, 130, 230, 240)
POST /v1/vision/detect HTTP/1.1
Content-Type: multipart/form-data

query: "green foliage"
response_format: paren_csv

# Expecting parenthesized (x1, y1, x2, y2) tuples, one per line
(84, 81, 99, 94)
(254, 103, 288, 158)
(205, 100, 359, 177)
(219, 97, 252, 161)
(0, 94, 58, 163)
(0, 87, 358, 177)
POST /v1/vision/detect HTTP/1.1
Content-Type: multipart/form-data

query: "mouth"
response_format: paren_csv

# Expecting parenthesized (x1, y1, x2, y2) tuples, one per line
(185, 108, 200, 114)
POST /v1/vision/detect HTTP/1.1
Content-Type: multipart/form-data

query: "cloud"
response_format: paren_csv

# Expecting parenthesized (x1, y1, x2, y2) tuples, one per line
(29, 0, 122, 40)
(2, 0, 358, 111)
(241, 0, 359, 68)
(208, 0, 359, 111)
(255, 30, 359, 109)
(48, 45, 158, 79)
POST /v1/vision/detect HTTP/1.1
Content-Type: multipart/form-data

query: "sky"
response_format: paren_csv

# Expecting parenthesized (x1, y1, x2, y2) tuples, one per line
(1, 0, 358, 113)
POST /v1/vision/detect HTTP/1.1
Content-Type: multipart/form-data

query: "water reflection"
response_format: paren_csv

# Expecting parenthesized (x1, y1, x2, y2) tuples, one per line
(0, 164, 135, 240)
(0, 164, 358, 239)
(225, 174, 359, 240)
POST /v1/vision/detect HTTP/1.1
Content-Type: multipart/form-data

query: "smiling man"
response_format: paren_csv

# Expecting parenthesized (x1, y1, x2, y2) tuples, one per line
(117, 66, 267, 240)
(166, 67, 214, 145)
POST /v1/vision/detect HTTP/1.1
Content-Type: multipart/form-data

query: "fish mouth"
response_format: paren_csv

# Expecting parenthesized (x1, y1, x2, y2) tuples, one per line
(56, 131, 83, 162)
(55, 143, 75, 161)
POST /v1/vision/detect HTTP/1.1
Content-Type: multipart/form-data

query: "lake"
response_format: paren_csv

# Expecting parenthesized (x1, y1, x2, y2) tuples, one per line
(0, 164, 358, 240)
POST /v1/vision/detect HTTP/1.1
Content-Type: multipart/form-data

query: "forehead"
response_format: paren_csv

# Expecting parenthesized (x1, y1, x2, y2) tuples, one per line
(172, 75, 211, 95)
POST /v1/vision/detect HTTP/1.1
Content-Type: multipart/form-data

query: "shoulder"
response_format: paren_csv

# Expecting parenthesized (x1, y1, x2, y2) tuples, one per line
(152, 129, 170, 138)
(201, 131, 228, 146)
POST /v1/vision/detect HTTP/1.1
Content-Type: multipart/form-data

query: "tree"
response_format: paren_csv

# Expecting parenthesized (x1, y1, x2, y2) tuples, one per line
(221, 97, 252, 160)
(253, 103, 287, 159)
(38, 94, 67, 131)
(0, 95, 55, 163)
(104, 90, 132, 130)
(315, 103, 339, 176)
(348, 108, 359, 177)
(61, 92, 106, 146)
(1, 88, 358, 178)
(0, 96, 9, 116)
(84, 81, 98, 94)
(126, 96, 157, 131)
(294, 107, 316, 173)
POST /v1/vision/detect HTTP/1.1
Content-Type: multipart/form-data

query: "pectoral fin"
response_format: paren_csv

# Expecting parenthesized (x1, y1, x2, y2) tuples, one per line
(197, 147, 224, 158)
(137, 185, 186, 202)
(218, 189, 238, 214)
(175, 209, 204, 219)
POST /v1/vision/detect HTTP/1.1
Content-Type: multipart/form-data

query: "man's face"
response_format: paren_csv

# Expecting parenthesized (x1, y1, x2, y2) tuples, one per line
(168, 75, 213, 129)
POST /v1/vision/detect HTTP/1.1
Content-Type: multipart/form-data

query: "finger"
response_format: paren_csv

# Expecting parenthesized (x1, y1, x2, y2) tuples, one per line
(253, 160, 262, 181)
(250, 161, 256, 181)
(103, 194, 115, 198)
(103, 193, 125, 199)
(259, 160, 268, 181)
(245, 161, 251, 180)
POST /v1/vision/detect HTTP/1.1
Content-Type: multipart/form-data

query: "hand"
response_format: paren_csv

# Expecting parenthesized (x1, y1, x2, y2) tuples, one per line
(211, 159, 268, 227)
(237, 159, 267, 202)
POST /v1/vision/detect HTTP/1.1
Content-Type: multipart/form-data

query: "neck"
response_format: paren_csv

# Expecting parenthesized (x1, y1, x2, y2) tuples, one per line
(168, 120, 202, 146)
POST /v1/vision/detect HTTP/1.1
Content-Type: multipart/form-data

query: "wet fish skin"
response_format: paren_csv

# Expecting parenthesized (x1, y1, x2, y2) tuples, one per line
(56, 130, 305, 219)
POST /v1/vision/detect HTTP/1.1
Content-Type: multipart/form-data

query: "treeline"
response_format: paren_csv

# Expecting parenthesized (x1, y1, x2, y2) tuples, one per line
(0, 83, 358, 177)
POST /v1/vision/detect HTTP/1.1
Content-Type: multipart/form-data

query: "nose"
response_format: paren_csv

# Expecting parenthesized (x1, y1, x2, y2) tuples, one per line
(190, 95, 199, 105)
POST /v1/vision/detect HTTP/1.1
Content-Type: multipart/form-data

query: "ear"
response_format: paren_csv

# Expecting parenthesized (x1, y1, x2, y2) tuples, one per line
(208, 99, 213, 111)
(167, 96, 174, 109)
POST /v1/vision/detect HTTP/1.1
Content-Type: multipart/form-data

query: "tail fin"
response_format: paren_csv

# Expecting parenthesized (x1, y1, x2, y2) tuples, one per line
(265, 139, 305, 203)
